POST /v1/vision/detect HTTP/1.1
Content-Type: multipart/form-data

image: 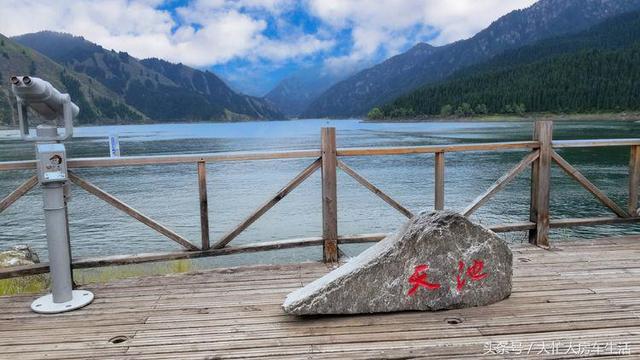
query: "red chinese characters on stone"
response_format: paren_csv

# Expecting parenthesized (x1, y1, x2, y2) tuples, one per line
(457, 259, 489, 291)
(407, 264, 441, 296)
(407, 259, 489, 296)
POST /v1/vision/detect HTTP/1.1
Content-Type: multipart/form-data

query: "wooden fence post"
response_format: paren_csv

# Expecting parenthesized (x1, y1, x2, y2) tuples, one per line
(198, 160, 210, 250)
(434, 152, 445, 210)
(629, 145, 640, 216)
(321, 127, 339, 262)
(529, 121, 553, 248)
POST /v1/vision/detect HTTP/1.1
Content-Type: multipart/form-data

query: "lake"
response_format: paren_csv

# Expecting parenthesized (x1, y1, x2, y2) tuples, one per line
(1, 119, 639, 268)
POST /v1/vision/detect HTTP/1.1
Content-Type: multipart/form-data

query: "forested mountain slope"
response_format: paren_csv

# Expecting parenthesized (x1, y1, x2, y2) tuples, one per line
(379, 11, 640, 118)
(303, 0, 640, 118)
(13, 32, 283, 122)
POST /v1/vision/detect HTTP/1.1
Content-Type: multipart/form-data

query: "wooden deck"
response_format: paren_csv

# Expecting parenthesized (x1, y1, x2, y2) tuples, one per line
(1, 236, 640, 359)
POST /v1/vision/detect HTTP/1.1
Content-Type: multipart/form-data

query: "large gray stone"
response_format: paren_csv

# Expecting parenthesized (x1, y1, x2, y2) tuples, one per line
(283, 211, 512, 315)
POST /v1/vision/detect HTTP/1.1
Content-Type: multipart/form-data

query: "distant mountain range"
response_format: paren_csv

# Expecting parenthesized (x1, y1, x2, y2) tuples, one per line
(0, 31, 282, 125)
(3, 0, 640, 126)
(380, 10, 640, 118)
(302, 0, 640, 118)
(265, 69, 349, 118)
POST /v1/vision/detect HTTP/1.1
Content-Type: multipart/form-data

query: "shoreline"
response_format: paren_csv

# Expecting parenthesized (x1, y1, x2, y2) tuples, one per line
(2, 112, 640, 130)
(364, 112, 640, 123)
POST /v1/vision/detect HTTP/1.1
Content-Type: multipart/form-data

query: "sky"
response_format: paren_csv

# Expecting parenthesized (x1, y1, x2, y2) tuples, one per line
(0, 0, 537, 96)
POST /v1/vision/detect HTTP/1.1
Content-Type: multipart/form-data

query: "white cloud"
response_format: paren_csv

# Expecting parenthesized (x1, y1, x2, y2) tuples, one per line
(0, 0, 538, 91)
(0, 0, 331, 67)
(308, 0, 538, 71)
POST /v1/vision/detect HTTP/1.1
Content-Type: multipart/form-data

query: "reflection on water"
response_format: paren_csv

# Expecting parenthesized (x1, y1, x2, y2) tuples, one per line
(1, 119, 639, 268)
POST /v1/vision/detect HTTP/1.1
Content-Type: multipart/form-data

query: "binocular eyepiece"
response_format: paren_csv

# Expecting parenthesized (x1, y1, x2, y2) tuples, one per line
(11, 76, 79, 121)
(11, 75, 31, 85)
(11, 75, 78, 141)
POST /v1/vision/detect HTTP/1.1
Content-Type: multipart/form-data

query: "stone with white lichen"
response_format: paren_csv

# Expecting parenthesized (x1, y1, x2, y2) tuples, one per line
(0, 245, 40, 268)
(282, 211, 512, 315)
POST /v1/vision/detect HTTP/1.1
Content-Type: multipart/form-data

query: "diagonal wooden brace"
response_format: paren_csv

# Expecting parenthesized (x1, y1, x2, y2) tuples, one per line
(69, 171, 199, 251)
(0, 175, 38, 214)
(462, 150, 540, 217)
(551, 150, 629, 218)
(337, 159, 414, 218)
(212, 158, 322, 249)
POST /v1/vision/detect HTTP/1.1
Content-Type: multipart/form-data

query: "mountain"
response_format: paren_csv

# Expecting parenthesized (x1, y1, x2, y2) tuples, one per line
(303, 0, 640, 118)
(0, 33, 143, 126)
(380, 10, 640, 117)
(265, 70, 347, 117)
(13, 31, 283, 122)
(138, 58, 281, 121)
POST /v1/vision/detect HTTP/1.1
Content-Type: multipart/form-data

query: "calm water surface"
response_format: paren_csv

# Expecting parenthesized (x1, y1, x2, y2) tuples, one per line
(1, 119, 639, 267)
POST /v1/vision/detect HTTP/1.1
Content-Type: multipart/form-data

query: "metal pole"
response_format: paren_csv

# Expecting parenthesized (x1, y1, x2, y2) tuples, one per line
(30, 126, 93, 314)
(63, 178, 74, 287)
(64, 195, 75, 288)
(42, 182, 73, 302)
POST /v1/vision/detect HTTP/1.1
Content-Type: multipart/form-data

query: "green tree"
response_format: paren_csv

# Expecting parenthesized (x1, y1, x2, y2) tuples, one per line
(440, 104, 453, 117)
(475, 104, 488, 114)
(390, 108, 407, 118)
(456, 103, 474, 117)
(367, 107, 384, 120)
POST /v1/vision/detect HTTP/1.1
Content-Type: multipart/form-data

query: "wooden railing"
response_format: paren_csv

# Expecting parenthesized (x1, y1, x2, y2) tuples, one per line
(1, 120, 640, 278)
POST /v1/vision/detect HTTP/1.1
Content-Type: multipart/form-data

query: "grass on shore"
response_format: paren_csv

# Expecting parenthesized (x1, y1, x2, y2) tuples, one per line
(0, 274, 49, 296)
(0, 259, 194, 296)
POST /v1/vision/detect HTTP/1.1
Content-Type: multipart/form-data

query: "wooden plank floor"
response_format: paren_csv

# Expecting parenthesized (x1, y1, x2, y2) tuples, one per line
(1, 236, 640, 359)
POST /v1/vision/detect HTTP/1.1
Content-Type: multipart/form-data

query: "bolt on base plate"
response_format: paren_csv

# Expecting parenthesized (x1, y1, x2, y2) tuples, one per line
(31, 290, 94, 314)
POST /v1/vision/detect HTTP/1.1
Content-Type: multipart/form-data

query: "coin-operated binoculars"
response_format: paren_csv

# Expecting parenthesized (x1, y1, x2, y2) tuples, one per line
(11, 76, 93, 314)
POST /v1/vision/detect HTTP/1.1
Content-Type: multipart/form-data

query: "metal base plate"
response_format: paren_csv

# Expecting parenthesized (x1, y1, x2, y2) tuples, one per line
(31, 290, 94, 314)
